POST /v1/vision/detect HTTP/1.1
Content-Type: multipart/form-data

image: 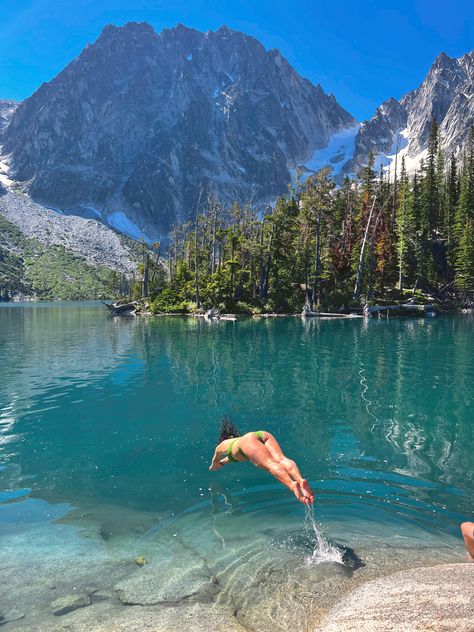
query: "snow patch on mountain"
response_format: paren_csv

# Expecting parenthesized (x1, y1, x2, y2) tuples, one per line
(374, 128, 427, 176)
(304, 124, 361, 177)
(107, 211, 152, 243)
(291, 124, 360, 181)
(0, 155, 13, 187)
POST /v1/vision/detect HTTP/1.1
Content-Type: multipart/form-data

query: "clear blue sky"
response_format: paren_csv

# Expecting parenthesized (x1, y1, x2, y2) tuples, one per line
(1, 0, 473, 120)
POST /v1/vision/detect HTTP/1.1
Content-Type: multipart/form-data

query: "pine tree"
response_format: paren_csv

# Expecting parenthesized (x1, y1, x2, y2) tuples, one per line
(421, 118, 439, 233)
(455, 219, 474, 291)
(395, 158, 413, 290)
(445, 153, 459, 268)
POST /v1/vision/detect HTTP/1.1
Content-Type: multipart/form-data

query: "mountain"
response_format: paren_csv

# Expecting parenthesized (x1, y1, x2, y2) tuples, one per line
(0, 22, 355, 239)
(341, 51, 474, 177)
(0, 188, 141, 300)
(0, 99, 18, 132)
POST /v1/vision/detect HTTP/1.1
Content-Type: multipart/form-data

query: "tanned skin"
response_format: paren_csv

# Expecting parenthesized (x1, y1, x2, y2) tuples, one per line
(461, 522, 474, 561)
(209, 431, 314, 504)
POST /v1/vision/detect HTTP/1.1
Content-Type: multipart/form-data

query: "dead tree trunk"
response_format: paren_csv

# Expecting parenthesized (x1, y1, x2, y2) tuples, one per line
(353, 195, 377, 302)
(141, 252, 149, 299)
(312, 209, 322, 309)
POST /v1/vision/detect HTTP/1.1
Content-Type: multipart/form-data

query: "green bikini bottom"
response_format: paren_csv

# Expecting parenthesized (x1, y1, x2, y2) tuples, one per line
(226, 431, 265, 462)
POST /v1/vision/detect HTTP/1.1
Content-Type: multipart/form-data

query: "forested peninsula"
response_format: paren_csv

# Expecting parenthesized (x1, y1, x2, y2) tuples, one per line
(129, 122, 474, 316)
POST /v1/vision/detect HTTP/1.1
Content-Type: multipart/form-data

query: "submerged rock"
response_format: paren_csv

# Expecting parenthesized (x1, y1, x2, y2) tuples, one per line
(114, 554, 216, 606)
(316, 563, 474, 632)
(24, 600, 249, 632)
(51, 593, 92, 616)
(0, 608, 25, 623)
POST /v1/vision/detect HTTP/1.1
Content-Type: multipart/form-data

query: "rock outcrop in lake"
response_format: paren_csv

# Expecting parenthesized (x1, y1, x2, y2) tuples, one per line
(0, 22, 355, 238)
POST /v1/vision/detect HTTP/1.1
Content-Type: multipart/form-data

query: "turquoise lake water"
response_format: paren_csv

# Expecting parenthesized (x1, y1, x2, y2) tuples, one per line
(0, 303, 472, 630)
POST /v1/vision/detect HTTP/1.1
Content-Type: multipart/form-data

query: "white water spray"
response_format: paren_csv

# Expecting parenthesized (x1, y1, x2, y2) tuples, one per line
(304, 504, 344, 565)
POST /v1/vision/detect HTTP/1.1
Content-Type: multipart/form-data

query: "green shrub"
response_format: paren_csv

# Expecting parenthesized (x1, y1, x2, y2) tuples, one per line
(150, 288, 189, 313)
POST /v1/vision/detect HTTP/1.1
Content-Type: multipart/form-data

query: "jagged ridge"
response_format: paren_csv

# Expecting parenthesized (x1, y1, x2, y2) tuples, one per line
(1, 22, 355, 238)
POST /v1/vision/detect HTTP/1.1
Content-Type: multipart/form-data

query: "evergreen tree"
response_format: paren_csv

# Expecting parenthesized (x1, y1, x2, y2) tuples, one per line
(395, 158, 413, 290)
(421, 119, 439, 233)
(455, 219, 474, 291)
(445, 153, 459, 267)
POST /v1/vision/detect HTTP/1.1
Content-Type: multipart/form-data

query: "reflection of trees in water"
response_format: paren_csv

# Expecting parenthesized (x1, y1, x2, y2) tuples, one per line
(348, 318, 474, 500)
(2, 310, 474, 515)
(0, 305, 140, 415)
(143, 317, 337, 466)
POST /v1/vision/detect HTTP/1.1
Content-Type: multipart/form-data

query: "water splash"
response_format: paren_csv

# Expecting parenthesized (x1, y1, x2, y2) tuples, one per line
(304, 504, 344, 565)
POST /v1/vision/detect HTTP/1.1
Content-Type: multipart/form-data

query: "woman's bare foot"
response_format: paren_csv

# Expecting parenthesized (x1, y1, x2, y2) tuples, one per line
(300, 479, 314, 503)
(291, 481, 306, 503)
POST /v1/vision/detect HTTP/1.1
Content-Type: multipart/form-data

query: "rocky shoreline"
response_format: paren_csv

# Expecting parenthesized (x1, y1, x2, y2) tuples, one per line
(316, 562, 474, 632)
(0, 496, 467, 632)
(2, 557, 471, 631)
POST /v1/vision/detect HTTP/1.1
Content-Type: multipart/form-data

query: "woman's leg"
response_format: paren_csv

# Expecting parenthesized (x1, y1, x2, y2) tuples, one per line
(264, 435, 314, 501)
(242, 440, 307, 503)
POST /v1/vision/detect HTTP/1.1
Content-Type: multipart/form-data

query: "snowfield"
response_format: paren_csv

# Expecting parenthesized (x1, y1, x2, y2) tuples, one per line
(374, 128, 428, 177)
(303, 124, 361, 177)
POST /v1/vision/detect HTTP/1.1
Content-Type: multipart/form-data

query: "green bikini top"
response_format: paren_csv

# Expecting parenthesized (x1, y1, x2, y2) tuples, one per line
(226, 431, 265, 462)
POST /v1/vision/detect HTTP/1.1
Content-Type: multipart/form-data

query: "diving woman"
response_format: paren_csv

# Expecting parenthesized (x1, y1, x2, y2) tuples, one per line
(209, 418, 314, 504)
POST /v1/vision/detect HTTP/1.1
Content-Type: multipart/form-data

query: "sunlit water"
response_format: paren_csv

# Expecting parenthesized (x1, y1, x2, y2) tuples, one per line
(0, 303, 472, 630)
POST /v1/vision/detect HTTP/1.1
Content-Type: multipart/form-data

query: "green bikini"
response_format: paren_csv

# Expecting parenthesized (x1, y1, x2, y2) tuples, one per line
(226, 431, 265, 462)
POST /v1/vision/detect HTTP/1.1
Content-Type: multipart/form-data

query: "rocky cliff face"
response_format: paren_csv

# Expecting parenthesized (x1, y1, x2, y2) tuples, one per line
(343, 51, 474, 176)
(0, 99, 18, 132)
(1, 22, 354, 238)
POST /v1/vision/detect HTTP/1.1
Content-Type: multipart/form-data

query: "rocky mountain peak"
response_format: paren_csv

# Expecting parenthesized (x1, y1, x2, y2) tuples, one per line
(1, 22, 354, 239)
(342, 48, 474, 178)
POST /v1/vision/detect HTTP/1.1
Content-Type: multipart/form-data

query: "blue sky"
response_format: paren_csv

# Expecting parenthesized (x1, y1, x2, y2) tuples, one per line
(1, 0, 473, 120)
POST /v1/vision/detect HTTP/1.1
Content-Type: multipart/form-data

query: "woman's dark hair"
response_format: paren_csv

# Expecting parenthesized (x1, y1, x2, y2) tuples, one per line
(219, 417, 240, 443)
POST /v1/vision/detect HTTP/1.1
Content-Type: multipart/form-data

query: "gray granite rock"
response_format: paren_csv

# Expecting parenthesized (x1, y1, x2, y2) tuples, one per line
(0, 99, 18, 132)
(0, 190, 139, 275)
(316, 563, 474, 632)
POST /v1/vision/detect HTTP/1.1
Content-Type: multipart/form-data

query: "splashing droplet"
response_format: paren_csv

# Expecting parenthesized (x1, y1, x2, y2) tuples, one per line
(304, 504, 344, 565)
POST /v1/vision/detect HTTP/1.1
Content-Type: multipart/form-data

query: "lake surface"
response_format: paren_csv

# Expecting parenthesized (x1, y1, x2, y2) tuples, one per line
(0, 303, 472, 630)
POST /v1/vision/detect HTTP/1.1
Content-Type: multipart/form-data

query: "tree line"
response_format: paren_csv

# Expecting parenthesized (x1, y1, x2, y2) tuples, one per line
(135, 121, 474, 314)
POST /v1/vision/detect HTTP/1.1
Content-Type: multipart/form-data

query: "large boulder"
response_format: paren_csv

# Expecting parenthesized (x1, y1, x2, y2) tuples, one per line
(316, 563, 474, 632)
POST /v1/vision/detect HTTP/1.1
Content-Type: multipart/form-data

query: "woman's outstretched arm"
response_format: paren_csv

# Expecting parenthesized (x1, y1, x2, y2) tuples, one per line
(209, 445, 228, 470)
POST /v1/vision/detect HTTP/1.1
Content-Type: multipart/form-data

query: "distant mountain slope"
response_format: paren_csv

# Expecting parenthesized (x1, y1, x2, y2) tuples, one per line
(342, 51, 474, 176)
(1, 22, 355, 238)
(0, 188, 141, 299)
(0, 189, 140, 275)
